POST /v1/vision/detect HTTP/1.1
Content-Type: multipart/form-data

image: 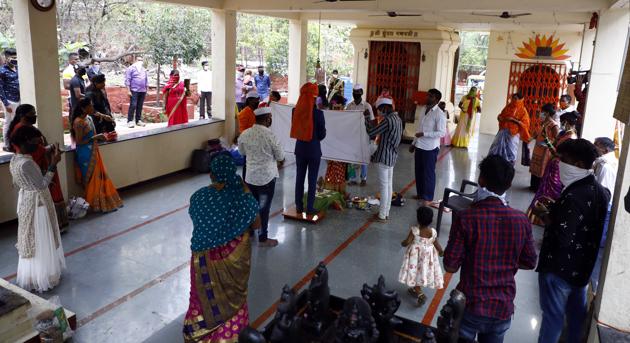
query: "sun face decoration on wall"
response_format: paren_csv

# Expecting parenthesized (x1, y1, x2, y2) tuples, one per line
(515, 34, 570, 60)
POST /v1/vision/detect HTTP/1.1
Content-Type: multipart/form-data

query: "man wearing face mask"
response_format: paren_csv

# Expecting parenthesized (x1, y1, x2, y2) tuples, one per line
(1, 48, 20, 151)
(235, 65, 249, 112)
(533, 139, 610, 343)
(87, 61, 102, 82)
(444, 155, 537, 343)
(254, 66, 271, 102)
(346, 84, 374, 186)
(238, 106, 284, 247)
(197, 61, 212, 119)
(327, 69, 344, 103)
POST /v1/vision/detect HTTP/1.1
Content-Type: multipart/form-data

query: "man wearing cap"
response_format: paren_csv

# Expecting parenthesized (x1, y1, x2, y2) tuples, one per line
(367, 97, 403, 222)
(254, 66, 271, 101)
(409, 88, 446, 207)
(346, 84, 375, 186)
(238, 90, 260, 133)
(235, 65, 251, 112)
(327, 69, 344, 102)
(238, 106, 284, 247)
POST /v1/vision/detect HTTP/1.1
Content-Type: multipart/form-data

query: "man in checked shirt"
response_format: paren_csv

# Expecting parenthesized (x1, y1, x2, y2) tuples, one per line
(444, 155, 538, 343)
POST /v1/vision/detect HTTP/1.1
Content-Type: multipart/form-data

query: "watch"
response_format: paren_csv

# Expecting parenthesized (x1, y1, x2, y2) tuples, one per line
(31, 0, 55, 11)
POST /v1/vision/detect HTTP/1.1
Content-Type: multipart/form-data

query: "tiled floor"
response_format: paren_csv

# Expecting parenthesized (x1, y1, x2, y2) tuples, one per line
(0, 132, 544, 343)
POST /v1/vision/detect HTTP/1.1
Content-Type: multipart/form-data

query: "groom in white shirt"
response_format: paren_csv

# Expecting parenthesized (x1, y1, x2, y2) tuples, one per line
(409, 89, 447, 207)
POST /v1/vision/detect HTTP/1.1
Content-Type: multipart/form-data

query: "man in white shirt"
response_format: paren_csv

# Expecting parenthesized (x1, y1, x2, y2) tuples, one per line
(556, 94, 575, 122)
(345, 84, 374, 186)
(409, 89, 447, 207)
(197, 61, 212, 119)
(591, 137, 618, 290)
(238, 106, 285, 247)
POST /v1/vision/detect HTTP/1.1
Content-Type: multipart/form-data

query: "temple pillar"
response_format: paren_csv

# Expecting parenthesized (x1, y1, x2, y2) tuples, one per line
(12, 0, 67, 194)
(211, 9, 237, 142)
(288, 19, 308, 104)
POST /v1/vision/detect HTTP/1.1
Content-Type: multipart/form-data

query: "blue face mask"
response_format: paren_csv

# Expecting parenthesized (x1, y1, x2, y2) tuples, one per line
(474, 187, 508, 205)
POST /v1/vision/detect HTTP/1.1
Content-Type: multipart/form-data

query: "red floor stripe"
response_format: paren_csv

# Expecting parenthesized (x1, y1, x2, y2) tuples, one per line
(252, 147, 453, 329)
(421, 272, 454, 325)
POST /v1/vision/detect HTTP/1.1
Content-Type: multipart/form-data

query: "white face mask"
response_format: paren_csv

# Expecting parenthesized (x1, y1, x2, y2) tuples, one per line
(559, 161, 591, 188)
(203, 66, 208, 71)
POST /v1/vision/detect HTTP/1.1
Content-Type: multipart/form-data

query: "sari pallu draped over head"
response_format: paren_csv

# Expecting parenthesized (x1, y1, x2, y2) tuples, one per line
(291, 82, 319, 141)
(184, 153, 259, 342)
(498, 99, 531, 142)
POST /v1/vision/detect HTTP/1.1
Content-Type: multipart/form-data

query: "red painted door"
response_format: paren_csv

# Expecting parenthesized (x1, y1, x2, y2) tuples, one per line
(367, 41, 421, 122)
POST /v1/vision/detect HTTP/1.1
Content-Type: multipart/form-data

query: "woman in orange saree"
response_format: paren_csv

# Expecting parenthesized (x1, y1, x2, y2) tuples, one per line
(71, 98, 123, 213)
(164, 70, 189, 127)
(9, 104, 69, 229)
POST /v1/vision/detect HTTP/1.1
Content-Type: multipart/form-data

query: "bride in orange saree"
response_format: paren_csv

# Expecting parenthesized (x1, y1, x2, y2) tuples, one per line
(71, 97, 123, 213)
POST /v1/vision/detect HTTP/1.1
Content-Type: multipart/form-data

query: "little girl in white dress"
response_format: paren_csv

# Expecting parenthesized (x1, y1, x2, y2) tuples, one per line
(399, 206, 444, 306)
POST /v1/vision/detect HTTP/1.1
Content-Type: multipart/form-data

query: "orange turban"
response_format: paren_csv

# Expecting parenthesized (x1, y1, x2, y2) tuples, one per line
(291, 82, 319, 141)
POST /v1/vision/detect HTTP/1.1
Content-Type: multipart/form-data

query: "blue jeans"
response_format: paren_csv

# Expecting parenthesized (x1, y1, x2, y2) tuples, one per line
(538, 272, 587, 343)
(351, 164, 368, 182)
(459, 311, 511, 343)
(247, 178, 276, 242)
(127, 91, 146, 123)
(590, 206, 612, 291)
(414, 147, 439, 201)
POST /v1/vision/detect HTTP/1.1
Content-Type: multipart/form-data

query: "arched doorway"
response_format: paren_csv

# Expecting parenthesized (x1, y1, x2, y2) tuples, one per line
(506, 61, 568, 134)
(367, 41, 421, 122)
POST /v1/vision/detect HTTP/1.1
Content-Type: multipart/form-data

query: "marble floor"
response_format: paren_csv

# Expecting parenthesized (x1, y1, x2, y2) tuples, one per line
(0, 133, 545, 343)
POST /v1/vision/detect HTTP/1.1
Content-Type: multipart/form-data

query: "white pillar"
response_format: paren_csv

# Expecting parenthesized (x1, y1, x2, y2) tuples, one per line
(12, 0, 67, 193)
(288, 19, 308, 105)
(581, 8, 629, 141)
(211, 9, 237, 142)
(588, 122, 630, 340)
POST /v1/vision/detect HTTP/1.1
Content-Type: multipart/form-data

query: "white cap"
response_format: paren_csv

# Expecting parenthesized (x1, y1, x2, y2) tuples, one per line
(374, 97, 393, 108)
(353, 84, 363, 91)
(246, 90, 259, 99)
(254, 107, 272, 116)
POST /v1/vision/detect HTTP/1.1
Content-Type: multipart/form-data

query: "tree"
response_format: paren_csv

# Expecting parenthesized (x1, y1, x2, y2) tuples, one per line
(138, 4, 212, 104)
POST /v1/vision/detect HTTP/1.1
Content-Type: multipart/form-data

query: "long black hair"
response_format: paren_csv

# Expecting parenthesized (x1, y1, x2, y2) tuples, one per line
(70, 97, 93, 139)
(7, 104, 36, 144)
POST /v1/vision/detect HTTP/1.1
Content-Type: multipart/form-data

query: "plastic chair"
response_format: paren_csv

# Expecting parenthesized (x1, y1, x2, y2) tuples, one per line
(436, 179, 479, 236)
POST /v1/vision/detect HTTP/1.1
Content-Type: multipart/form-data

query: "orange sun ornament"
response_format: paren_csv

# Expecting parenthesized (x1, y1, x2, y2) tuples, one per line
(515, 34, 570, 60)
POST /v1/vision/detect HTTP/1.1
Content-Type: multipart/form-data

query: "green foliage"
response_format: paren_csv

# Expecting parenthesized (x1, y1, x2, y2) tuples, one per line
(307, 23, 354, 78)
(237, 14, 289, 74)
(0, 32, 14, 50)
(458, 32, 489, 72)
(58, 41, 88, 65)
(138, 5, 211, 66)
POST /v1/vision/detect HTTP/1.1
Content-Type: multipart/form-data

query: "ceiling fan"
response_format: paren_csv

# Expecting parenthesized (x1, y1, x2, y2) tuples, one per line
(472, 11, 532, 19)
(314, 0, 375, 3)
(369, 11, 423, 17)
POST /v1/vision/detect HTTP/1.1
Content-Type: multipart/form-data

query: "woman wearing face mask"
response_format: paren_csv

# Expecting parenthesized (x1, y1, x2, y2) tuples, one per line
(163, 69, 190, 127)
(9, 104, 69, 229)
(526, 111, 579, 225)
(529, 103, 560, 191)
(10, 125, 66, 292)
(72, 97, 123, 213)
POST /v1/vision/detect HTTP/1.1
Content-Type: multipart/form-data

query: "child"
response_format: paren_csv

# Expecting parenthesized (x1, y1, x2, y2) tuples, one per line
(398, 206, 444, 306)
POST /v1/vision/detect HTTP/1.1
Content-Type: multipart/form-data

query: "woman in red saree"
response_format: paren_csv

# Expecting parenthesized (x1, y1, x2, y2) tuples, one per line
(9, 104, 69, 229)
(164, 70, 189, 126)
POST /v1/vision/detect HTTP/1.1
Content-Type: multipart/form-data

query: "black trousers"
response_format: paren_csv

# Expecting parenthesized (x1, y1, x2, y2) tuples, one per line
(415, 147, 439, 201)
(199, 91, 212, 118)
(128, 91, 146, 123)
(295, 155, 321, 213)
(248, 178, 276, 242)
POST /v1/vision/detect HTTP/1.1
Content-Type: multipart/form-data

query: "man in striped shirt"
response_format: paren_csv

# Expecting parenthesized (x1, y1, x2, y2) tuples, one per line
(367, 97, 403, 222)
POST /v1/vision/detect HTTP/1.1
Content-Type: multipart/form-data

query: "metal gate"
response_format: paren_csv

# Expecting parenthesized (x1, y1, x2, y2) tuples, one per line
(367, 41, 421, 122)
(507, 61, 568, 134)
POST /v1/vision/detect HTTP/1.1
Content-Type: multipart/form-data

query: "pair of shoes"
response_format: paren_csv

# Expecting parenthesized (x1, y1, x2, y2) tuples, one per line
(136, 121, 146, 127)
(348, 181, 358, 186)
(407, 287, 421, 297)
(127, 121, 135, 128)
(360, 180, 367, 187)
(259, 238, 279, 247)
(372, 214, 388, 223)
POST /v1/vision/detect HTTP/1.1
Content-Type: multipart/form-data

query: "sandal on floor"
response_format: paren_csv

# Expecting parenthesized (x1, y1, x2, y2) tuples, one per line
(417, 293, 427, 306)
(407, 287, 420, 297)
